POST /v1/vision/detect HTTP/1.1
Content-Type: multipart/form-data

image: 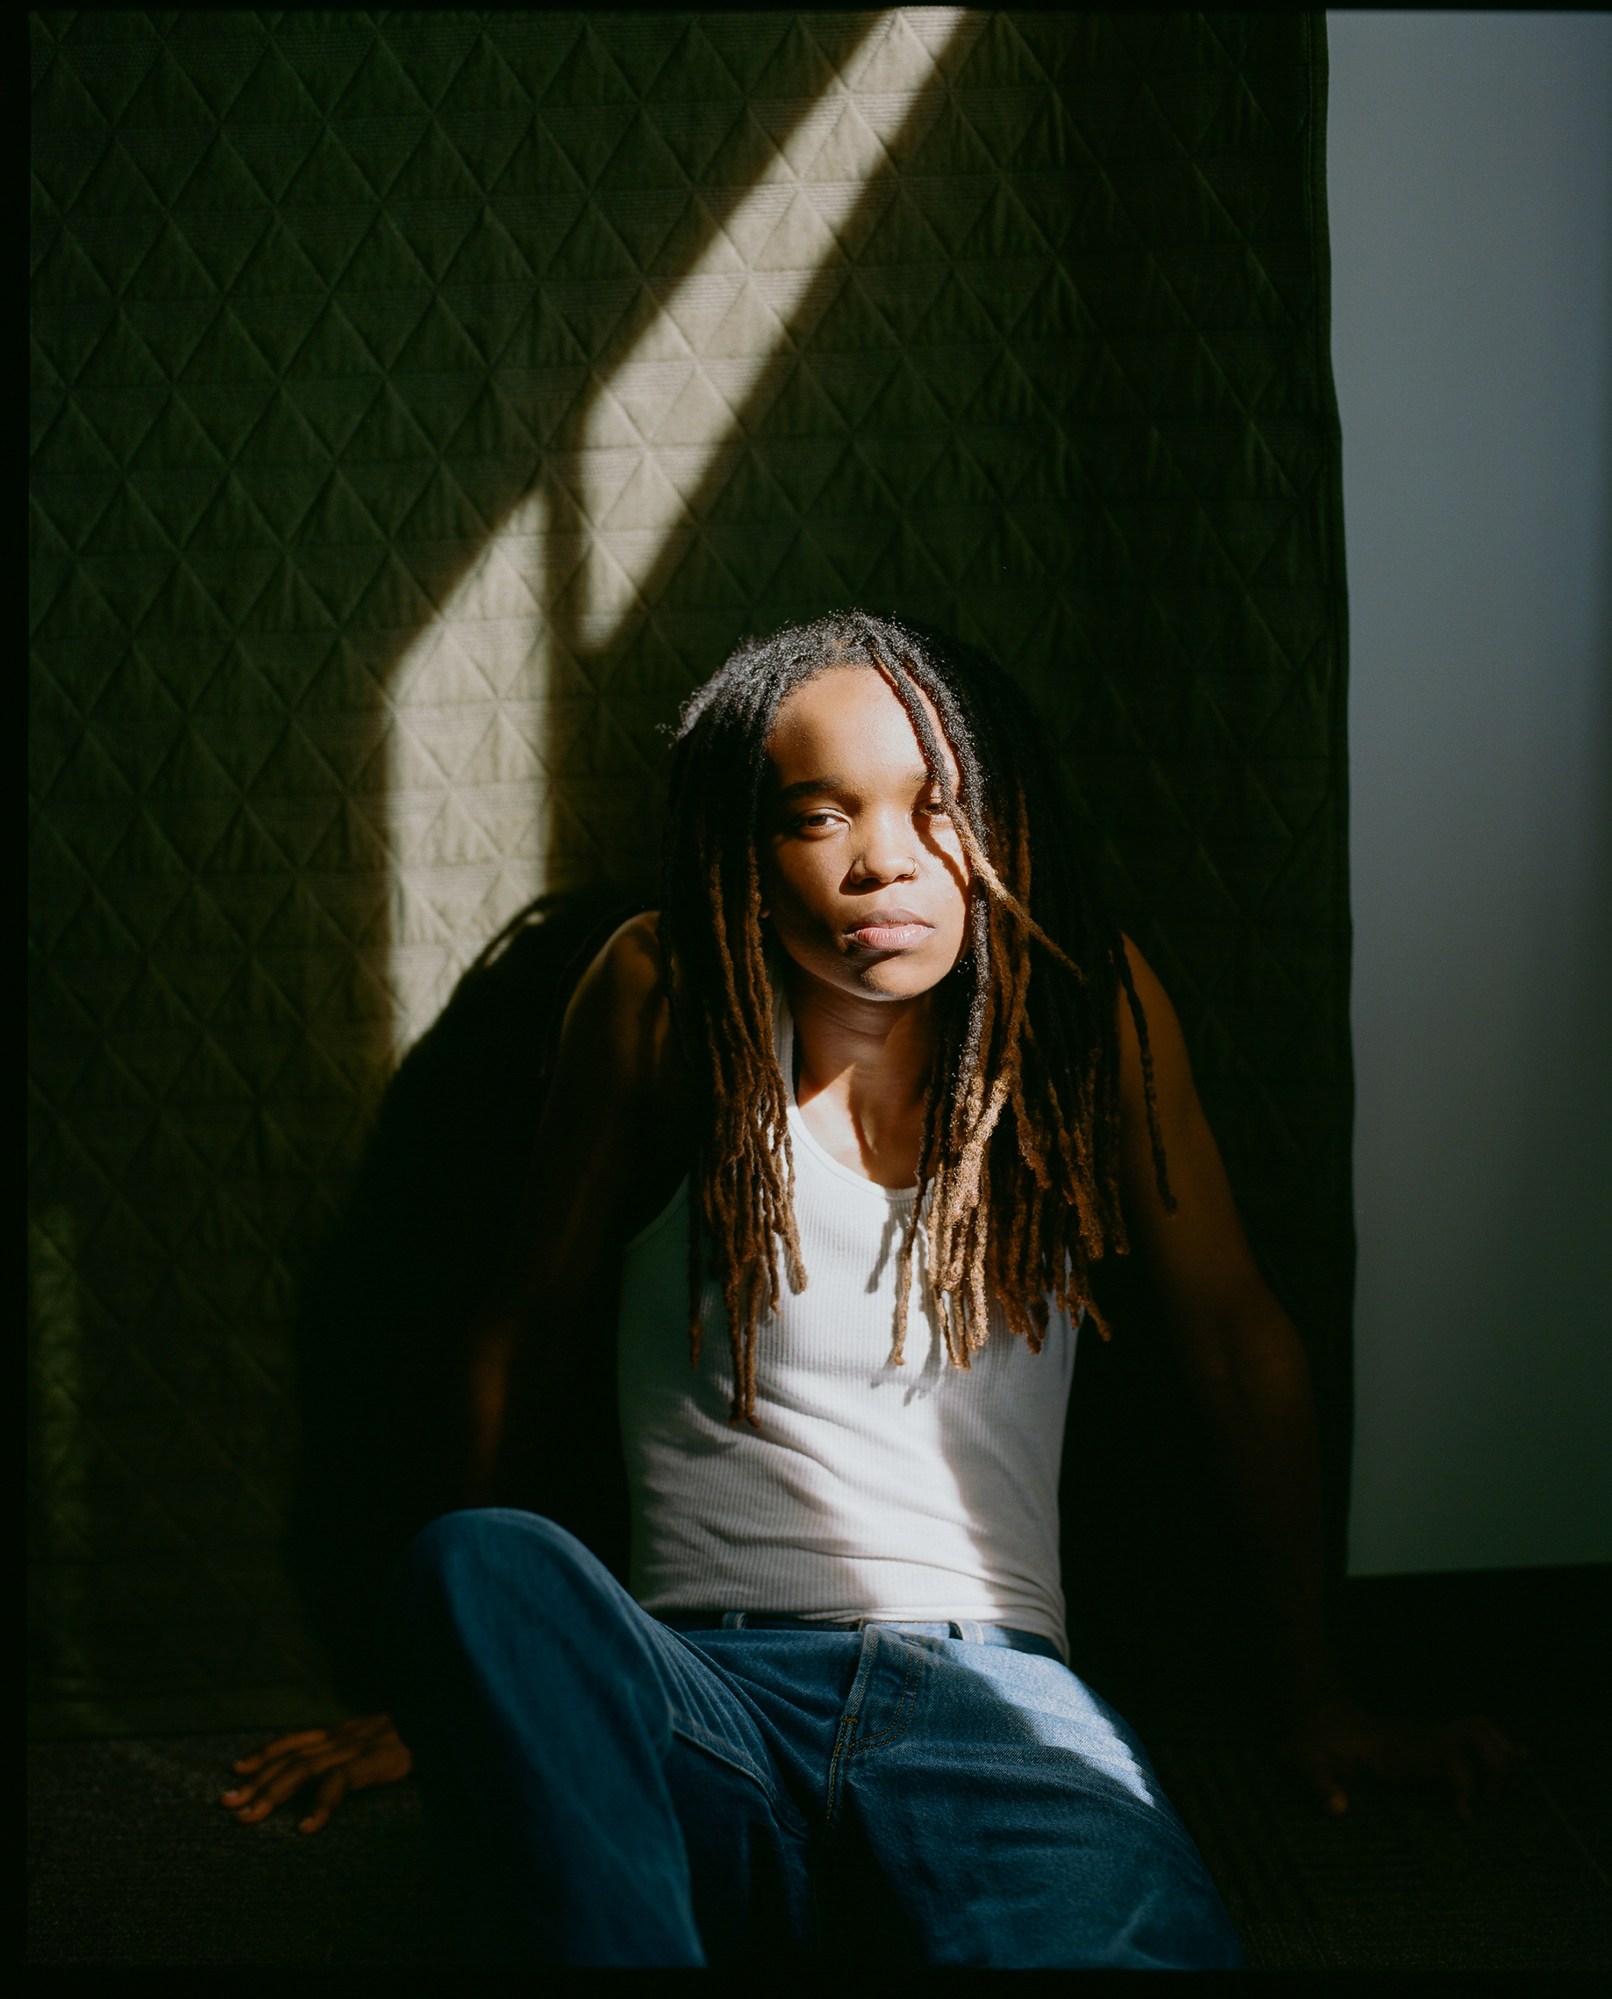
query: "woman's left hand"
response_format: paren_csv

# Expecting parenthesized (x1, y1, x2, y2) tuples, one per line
(1283, 1695, 1522, 1820)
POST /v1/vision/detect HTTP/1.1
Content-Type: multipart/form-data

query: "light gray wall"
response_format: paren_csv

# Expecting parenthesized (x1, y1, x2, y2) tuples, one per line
(1327, 12, 1612, 1575)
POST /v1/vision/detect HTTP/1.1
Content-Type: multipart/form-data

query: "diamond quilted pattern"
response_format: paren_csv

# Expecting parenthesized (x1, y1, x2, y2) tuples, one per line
(30, 11, 1350, 1734)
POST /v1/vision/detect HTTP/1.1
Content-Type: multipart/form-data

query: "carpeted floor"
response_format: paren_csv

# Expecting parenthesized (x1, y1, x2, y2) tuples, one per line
(27, 1571, 1612, 1970)
(1149, 1694, 1609, 1971)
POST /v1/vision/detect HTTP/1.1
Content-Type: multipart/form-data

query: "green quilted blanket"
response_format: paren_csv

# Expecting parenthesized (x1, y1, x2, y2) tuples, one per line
(30, 11, 1349, 1734)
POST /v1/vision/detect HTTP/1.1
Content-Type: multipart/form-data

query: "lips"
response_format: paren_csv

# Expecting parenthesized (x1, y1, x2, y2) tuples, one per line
(844, 907, 934, 952)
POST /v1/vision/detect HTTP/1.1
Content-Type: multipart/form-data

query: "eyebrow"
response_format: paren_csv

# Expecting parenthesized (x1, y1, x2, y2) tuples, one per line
(774, 766, 937, 804)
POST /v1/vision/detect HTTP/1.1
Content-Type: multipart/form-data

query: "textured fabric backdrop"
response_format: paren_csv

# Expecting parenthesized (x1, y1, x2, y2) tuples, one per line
(30, 10, 1350, 1734)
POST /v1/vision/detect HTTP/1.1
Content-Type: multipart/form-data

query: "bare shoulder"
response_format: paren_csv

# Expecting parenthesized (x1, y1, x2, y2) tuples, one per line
(497, 911, 683, 1307)
(581, 908, 667, 1005)
(559, 908, 679, 1104)
(1115, 933, 1195, 1113)
(1111, 936, 1269, 1320)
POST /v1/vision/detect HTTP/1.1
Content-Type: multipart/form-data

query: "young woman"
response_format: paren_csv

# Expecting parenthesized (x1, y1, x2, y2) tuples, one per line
(221, 613, 1515, 1968)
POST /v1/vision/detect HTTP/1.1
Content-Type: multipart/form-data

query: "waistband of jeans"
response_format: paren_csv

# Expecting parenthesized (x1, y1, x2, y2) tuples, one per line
(660, 1612, 1062, 1658)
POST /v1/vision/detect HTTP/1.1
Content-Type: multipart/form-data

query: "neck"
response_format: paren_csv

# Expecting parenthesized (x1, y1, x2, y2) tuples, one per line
(782, 961, 937, 1122)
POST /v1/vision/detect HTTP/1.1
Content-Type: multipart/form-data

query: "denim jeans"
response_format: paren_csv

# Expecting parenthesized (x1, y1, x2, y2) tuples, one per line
(394, 1508, 1243, 1969)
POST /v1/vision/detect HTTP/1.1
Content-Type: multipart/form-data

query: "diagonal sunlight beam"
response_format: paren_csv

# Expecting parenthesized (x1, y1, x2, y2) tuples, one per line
(561, 8, 977, 654)
(383, 10, 976, 1061)
(382, 493, 552, 1057)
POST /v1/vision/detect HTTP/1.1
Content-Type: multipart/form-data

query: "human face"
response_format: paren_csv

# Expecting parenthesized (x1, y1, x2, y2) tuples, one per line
(759, 664, 972, 1003)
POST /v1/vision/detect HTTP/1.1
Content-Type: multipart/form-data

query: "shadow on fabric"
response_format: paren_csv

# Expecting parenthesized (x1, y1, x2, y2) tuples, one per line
(287, 888, 644, 1712)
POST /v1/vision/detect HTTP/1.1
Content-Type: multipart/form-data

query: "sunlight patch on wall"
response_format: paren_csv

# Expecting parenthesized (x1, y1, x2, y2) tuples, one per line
(382, 10, 974, 1062)
(562, 8, 976, 653)
(381, 492, 551, 1058)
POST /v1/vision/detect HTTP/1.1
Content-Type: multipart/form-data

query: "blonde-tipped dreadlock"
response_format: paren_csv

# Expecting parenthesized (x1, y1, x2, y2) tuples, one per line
(659, 612, 1173, 1425)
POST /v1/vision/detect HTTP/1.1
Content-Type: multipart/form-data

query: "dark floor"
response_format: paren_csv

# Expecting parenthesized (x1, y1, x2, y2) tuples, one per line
(27, 1569, 1612, 1970)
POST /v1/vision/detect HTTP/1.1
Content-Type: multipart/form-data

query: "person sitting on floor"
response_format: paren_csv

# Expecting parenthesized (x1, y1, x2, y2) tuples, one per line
(220, 612, 1516, 1968)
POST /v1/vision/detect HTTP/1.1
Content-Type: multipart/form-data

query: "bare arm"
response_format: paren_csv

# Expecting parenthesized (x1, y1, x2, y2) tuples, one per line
(465, 910, 681, 1502)
(224, 913, 679, 1834)
(1113, 939, 1340, 1712)
(1113, 940, 1518, 1816)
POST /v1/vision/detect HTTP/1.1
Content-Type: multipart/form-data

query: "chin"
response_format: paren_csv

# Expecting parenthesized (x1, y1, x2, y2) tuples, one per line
(849, 950, 956, 1000)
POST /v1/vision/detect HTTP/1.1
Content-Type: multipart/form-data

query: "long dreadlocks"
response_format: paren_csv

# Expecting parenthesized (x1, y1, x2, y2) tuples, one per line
(659, 611, 1173, 1426)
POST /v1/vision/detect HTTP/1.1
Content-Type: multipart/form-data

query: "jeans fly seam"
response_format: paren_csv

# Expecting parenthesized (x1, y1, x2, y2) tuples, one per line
(825, 1713, 857, 1830)
(824, 1626, 885, 1828)
(825, 1631, 926, 1830)
(850, 1636, 922, 1753)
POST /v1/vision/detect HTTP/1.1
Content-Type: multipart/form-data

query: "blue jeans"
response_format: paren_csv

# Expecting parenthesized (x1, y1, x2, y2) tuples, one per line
(394, 1508, 1243, 1969)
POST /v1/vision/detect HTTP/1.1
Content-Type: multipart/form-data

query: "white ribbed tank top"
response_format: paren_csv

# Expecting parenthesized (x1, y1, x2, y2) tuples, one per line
(616, 991, 1078, 1655)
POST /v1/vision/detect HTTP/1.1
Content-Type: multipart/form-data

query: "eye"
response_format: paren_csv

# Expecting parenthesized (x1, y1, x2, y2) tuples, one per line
(794, 809, 841, 832)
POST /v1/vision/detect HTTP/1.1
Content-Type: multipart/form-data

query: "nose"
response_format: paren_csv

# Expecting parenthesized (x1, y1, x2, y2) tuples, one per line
(849, 810, 918, 886)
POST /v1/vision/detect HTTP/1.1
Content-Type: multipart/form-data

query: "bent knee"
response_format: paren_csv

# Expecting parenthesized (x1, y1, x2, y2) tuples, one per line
(404, 1507, 595, 1601)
